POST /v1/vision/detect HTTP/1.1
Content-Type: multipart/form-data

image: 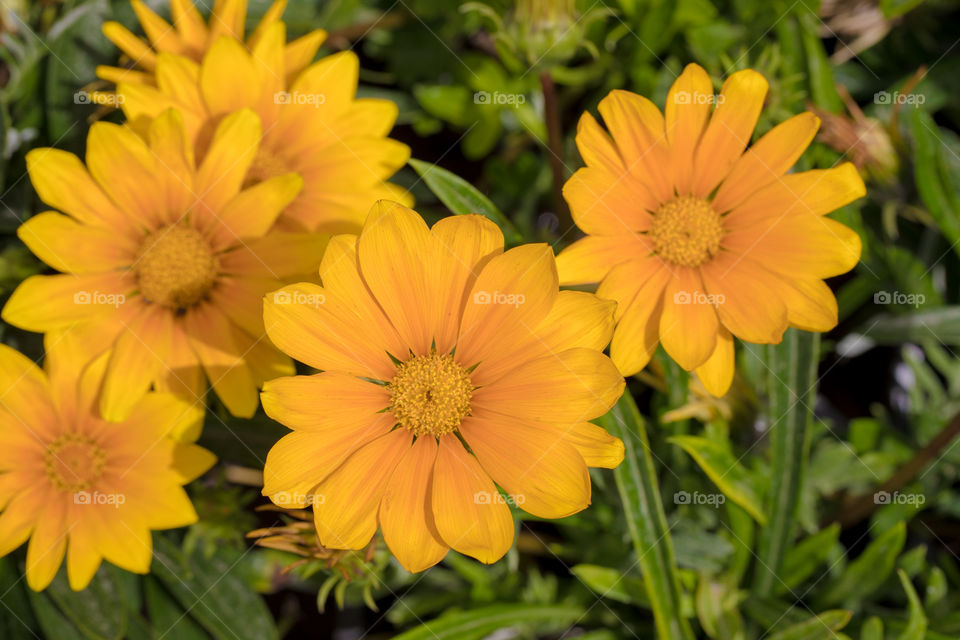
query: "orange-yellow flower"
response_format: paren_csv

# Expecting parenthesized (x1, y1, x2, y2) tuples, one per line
(0, 345, 215, 591)
(100, 0, 411, 234)
(1, 108, 326, 421)
(260, 201, 625, 572)
(557, 64, 865, 396)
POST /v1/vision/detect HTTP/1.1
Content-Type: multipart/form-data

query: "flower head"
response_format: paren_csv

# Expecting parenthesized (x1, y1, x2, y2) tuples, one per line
(0, 345, 215, 591)
(260, 201, 625, 572)
(557, 63, 866, 396)
(2, 108, 326, 421)
(100, 0, 411, 234)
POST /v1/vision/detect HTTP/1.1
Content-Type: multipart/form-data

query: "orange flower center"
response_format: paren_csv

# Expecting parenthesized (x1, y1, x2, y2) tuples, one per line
(135, 226, 218, 310)
(648, 196, 724, 268)
(388, 353, 473, 436)
(44, 433, 106, 493)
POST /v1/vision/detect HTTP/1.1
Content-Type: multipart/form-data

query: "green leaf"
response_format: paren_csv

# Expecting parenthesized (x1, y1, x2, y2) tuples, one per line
(777, 524, 841, 594)
(819, 521, 906, 606)
(144, 577, 208, 640)
(0, 556, 36, 640)
(597, 391, 695, 640)
(695, 576, 744, 640)
(571, 564, 649, 607)
(896, 569, 927, 640)
(754, 330, 820, 593)
(392, 604, 584, 640)
(408, 158, 522, 243)
(860, 617, 883, 640)
(767, 610, 852, 640)
(152, 535, 278, 640)
(27, 589, 86, 640)
(44, 564, 128, 640)
(668, 435, 767, 524)
(861, 307, 960, 345)
(909, 107, 960, 256)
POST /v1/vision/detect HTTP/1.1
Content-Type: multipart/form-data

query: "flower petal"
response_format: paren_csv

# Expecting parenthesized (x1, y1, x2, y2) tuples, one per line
(563, 167, 656, 236)
(556, 233, 651, 286)
(601, 260, 672, 376)
(695, 326, 735, 397)
(18, 212, 135, 274)
(261, 372, 389, 432)
(2, 272, 136, 332)
(195, 109, 261, 217)
(199, 36, 259, 116)
(597, 89, 671, 202)
(659, 268, 719, 370)
(700, 252, 788, 344)
(665, 63, 714, 194)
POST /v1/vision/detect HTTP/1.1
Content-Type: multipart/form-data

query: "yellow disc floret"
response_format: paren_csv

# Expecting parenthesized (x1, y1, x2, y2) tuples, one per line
(135, 225, 218, 309)
(389, 352, 473, 436)
(44, 433, 106, 493)
(648, 196, 724, 268)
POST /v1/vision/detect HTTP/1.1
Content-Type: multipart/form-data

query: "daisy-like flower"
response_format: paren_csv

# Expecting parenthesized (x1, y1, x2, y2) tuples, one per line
(0, 344, 215, 591)
(556, 64, 866, 397)
(1, 108, 326, 421)
(98, 0, 324, 87)
(260, 201, 625, 572)
(102, 2, 411, 234)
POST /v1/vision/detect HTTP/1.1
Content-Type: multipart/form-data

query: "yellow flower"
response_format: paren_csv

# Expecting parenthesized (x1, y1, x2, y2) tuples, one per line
(100, 0, 412, 234)
(556, 64, 866, 397)
(260, 201, 625, 572)
(0, 345, 215, 591)
(1, 108, 326, 421)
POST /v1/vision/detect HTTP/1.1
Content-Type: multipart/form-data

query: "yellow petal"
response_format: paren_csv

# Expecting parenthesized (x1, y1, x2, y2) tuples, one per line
(563, 167, 656, 236)
(312, 429, 411, 549)
(473, 348, 624, 423)
(131, 0, 183, 54)
(219, 232, 327, 278)
(659, 268, 718, 370)
(66, 516, 102, 591)
(18, 212, 135, 274)
(195, 109, 261, 216)
(289, 51, 359, 121)
(90, 508, 152, 574)
(695, 326, 735, 397)
(556, 234, 651, 286)
(261, 372, 389, 432)
(125, 392, 206, 443)
(461, 409, 591, 519)
(379, 436, 449, 572)
(207, 0, 246, 42)
(87, 122, 165, 225)
(146, 107, 196, 216)
(692, 69, 769, 197)
(206, 173, 303, 246)
(700, 252, 788, 344)
(776, 276, 839, 332)
(546, 421, 624, 468)
(0, 485, 40, 556)
(597, 89, 672, 202)
(431, 436, 513, 564)
(170, 0, 207, 53)
(665, 63, 714, 194)
(102, 21, 157, 71)
(101, 306, 173, 422)
(574, 111, 624, 171)
(601, 261, 671, 376)
(712, 112, 821, 213)
(2, 272, 135, 332)
(283, 29, 327, 82)
(171, 443, 218, 482)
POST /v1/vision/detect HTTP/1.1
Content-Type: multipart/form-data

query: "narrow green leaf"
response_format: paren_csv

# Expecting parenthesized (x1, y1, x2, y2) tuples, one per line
(144, 576, 208, 640)
(860, 617, 883, 640)
(859, 307, 960, 345)
(754, 330, 820, 593)
(819, 521, 906, 606)
(668, 435, 767, 524)
(571, 564, 650, 607)
(908, 97, 960, 256)
(44, 564, 127, 640)
(0, 556, 37, 640)
(767, 610, 852, 640)
(896, 569, 927, 640)
(777, 523, 841, 594)
(392, 604, 584, 640)
(27, 589, 86, 640)
(152, 535, 278, 640)
(597, 391, 695, 640)
(408, 158, 522, 242)
(798, 13, 843, 112)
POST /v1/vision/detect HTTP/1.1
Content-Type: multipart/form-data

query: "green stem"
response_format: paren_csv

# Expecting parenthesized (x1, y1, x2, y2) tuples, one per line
(599, 391, 694, 640)
(753, 329, 820, 593)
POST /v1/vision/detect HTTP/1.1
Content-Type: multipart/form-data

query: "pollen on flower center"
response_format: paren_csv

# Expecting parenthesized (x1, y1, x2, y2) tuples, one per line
(648, 196, 724, 268)
(135, 225, 218, 309)
(388, 353, 473, 436)
(44, 433, 106, 493)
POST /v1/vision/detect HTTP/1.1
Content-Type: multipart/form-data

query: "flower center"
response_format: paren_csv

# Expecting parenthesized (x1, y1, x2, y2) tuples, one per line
(648, 196, 724, 267)
(135, 226, 218, 309)
(388, 353, 473, 436)
(44, 433, 106, 493)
